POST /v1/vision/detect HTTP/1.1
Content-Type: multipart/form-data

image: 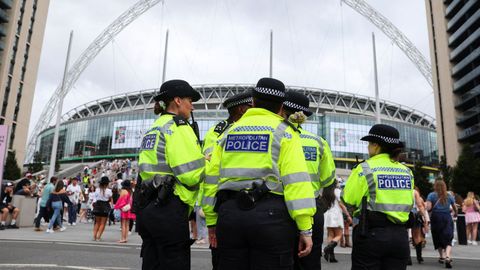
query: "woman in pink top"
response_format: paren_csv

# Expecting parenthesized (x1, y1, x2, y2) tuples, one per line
(462, 192, 480, 245)
(114, 180, 136, 243)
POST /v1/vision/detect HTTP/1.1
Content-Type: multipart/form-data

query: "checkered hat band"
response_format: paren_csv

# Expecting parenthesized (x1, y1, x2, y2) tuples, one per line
(254, 87, 285, 98)
(225, 97, 253, 109)
(284, 101, 309, 112)
(368, 133, 400, 144)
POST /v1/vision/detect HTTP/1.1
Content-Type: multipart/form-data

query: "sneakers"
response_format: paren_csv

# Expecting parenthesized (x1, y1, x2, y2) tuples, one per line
(0, 224, 5, 230)
(60, 227, 66, 232)
(473, 241, 478, 246)
(46, 228, 54, 233)
(7, 224, 19, 229)
(468, 240, 473, 245)
(34, 227, 43, 232)
(72, 222, 76, 226)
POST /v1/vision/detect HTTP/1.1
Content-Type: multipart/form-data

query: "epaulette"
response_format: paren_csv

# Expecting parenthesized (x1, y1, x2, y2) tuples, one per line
(214, 120, 229, 135)
(173, 115, 188, 126)
(283, 120, 300, 133)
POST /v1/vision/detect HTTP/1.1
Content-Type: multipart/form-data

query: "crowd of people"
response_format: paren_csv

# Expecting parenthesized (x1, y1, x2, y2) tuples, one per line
(0, 159, 138, 244)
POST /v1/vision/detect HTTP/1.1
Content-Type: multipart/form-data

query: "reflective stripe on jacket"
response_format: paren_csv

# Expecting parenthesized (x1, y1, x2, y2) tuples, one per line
(298, 127, 336, 197)
(202, 108, 316, 230)
(341, 153, 414, 224)
(138, 113, 205, 207)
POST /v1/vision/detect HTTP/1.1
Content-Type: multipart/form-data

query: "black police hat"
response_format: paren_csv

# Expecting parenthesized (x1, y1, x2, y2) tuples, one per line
(223, 91, 253, 109)
(361, 124, 404, 148)
(154, 79, 201, 102)
(252, 77, 286, 103)
(283, 91, 313, 117)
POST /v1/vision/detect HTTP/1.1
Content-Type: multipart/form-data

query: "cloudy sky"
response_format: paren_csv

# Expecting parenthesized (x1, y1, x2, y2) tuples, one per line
(31, 0, 434, 135)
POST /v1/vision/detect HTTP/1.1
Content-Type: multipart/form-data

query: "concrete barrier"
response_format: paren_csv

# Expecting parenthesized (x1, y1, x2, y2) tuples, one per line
(5, 195, 37, 227)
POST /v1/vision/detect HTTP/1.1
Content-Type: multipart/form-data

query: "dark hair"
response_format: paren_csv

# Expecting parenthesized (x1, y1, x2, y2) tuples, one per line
(253, 97, 282, 113)
(380, 144, 403, 161)
(50, 176, 58, 184)
(154, 98, 173, 115)
(320, 181, 338, 209)
(55, 180, 64, 192)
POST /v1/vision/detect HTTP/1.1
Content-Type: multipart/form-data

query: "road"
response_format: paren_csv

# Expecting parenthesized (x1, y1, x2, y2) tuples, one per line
(0, 240, 478, 269)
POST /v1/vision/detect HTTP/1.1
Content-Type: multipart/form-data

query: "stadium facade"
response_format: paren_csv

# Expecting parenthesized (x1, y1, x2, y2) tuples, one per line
(35, 84, 439, 169)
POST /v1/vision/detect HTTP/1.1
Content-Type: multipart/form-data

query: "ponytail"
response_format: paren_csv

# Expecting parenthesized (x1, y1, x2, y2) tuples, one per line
(153, 99, 172, 115)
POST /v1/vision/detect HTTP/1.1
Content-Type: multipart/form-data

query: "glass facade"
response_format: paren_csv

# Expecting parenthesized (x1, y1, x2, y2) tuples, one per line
(37, 109, 438, 167)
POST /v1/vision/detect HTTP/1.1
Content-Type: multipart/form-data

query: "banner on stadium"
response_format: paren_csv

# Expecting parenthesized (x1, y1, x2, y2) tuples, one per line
(0, 125, 8, 186)
(111, 119, 154, 149)
(330, 122, 369, 154)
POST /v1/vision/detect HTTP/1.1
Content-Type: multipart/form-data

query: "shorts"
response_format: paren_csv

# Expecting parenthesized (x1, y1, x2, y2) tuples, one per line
(0, 205, 16, 214)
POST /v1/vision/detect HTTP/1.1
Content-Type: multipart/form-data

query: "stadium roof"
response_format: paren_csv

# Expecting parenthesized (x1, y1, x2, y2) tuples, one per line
(61, 84, 436, 129)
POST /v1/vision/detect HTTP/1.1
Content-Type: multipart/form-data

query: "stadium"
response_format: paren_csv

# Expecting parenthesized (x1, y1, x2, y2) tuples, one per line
(35, 84, 438, 172)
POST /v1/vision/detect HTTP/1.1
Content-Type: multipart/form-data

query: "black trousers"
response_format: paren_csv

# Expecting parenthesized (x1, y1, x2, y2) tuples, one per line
(138, 195, 190, 270)
(35, 206, 48, 228)
(294, 199, 324, 270)
(351, 225, 409, 270)
(216, 195, 297, 270)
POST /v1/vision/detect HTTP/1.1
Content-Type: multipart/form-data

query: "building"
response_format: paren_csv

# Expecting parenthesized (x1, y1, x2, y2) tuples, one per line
(35, 85, 438, 173)
(426, 0, 480, 166)
(0, 0, 49, 165)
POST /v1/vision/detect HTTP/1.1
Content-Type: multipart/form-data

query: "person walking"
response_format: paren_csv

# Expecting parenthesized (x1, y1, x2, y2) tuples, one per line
(282, 90, 337, 270)
(66, 178, 81, 226)
(411, 187, 429, 264)
(92, 176, 113, 241)
(114, 180, 135, 243)
(342, 124, 414, 270)
(426, 180, 457, 268)
(34, 177, 58, 231)
(137, 79, 204, 270)
(322, 183, 351, 263)
(203, 78, 316, 269)
(462, 191, 480, 245)
(46, 181, 71, 233)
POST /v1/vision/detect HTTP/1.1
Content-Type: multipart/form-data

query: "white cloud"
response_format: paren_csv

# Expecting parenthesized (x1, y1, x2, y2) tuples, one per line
(31, 0, 434, 137)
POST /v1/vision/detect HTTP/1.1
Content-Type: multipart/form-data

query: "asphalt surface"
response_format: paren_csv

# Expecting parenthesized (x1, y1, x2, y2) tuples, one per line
(1, 240, 479, 270)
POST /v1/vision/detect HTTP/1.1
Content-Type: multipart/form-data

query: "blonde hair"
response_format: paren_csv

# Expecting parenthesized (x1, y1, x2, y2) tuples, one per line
(464, 192, 476, 207)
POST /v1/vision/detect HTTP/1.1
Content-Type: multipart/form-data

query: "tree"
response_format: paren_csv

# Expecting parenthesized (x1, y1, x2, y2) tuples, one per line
(412, 161, 432, 198)
(439, 155, 453, 189)
(451, 145, 480, 197)
(3, 151, 21, 180)
(28, 151, 43, 173)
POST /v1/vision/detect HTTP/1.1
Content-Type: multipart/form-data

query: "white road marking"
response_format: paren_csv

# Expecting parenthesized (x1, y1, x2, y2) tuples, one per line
(0, 264, 132, 270)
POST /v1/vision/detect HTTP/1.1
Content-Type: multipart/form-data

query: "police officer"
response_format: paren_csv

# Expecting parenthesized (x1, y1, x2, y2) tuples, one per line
(341, 124, 414, 270)
(137, 79, 205, 270)
(202, 91, 252, 270)
(203, 91, 253, 159)
(282, 91, 336, 269)
(203, 78, 316, 270)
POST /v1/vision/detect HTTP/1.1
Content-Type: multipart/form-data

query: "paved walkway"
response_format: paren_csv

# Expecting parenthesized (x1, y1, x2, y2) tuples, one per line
(1, 222, 479, 260)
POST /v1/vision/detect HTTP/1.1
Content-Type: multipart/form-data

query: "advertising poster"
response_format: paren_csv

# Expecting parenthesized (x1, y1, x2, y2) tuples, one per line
(0, 125, 8, 186)
(330, 122, 369, 154)
(111, 119, 154, 149)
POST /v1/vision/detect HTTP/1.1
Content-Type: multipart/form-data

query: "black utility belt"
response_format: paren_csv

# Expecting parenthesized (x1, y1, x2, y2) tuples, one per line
(215, 189, 282, 212)
(362, 211, 407, 229)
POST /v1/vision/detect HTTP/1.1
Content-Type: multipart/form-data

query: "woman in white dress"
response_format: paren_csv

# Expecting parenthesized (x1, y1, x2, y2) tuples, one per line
(323, 182, 352, 262)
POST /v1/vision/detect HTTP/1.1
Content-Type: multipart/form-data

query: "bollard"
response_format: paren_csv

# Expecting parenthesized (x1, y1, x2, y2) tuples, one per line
(456, 214, 467, 245)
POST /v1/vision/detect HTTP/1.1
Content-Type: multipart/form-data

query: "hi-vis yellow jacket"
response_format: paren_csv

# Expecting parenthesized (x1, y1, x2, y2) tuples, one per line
(203, 120, 232, 157)
(297, 126, 336, 197)
(202, 108, 316, 231)
(138, 113, 205, 208)
(341, 153, 414, 224)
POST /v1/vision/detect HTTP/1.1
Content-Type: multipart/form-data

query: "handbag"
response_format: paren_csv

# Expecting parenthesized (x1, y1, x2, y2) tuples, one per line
(121, 204, 131, 212)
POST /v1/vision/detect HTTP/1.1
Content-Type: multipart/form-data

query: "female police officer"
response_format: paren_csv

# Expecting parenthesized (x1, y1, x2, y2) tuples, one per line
(341, 124, 414, 270)
(137, 79, 205, 270)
